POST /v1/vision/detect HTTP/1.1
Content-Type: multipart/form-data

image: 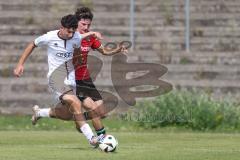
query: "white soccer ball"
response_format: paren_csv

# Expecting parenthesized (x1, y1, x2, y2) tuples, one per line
(99, 135, 118, 152)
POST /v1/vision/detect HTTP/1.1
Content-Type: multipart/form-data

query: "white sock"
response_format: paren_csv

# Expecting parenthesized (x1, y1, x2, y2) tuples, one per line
(80, 123, 94, 141)
(38, 108, 50, 117)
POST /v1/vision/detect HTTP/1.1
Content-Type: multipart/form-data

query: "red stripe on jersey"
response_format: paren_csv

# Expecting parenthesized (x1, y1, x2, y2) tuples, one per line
(74, 35, 101, 80)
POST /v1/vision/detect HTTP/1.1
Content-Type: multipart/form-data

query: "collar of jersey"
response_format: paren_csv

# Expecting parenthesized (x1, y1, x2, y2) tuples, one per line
(57, 31, 74, 40)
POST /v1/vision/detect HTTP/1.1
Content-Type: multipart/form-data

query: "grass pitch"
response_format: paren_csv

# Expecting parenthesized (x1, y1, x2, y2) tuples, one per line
(0, 131, 240, 160)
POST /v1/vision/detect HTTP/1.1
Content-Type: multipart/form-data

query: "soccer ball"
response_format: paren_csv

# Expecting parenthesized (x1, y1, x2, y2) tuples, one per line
(99, 135, 118, 152)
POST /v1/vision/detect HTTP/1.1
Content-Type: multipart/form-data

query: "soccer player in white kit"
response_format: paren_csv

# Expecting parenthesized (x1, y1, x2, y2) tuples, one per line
(14, 14, 102, 147)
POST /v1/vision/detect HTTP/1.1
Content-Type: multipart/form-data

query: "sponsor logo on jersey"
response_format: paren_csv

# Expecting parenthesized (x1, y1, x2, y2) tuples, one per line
(81, 46, 90, 52)
(56, 52, 72, 58)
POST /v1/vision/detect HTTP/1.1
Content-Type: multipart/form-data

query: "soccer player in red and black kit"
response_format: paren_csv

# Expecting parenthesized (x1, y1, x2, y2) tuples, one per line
(73, 7, 127, 137)
(31, 7, 127, 140)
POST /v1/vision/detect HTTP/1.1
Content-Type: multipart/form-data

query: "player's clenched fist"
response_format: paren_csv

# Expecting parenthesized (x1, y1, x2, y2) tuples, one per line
(14, 65, 24, 77)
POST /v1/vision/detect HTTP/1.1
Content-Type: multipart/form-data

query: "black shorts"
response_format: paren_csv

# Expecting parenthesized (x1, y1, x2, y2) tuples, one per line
(76, 78, 102, 102)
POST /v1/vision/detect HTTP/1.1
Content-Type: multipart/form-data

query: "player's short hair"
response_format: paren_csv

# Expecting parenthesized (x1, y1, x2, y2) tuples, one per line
(61, 14, 78, 29)
(75, 7, 93, 21)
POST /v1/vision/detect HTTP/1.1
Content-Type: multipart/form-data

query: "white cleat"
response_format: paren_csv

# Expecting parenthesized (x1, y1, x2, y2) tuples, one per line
(89, 134, 106, 148)
(89, 136, 101, 148)
(31, 105, 41, 125)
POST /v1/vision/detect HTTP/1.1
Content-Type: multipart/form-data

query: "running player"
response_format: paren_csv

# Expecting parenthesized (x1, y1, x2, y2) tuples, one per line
(13, 14, 102, 147)
(73, 7, 128, 136)
(32, 7, 127, 139)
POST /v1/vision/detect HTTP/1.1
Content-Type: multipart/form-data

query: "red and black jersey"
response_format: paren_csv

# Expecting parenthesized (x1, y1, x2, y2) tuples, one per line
(73, 35, 101, 80)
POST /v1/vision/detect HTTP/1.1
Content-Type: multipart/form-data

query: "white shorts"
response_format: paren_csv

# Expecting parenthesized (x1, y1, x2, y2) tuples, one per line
(48, 82, 75, 104)
(48, 71, 76, 103)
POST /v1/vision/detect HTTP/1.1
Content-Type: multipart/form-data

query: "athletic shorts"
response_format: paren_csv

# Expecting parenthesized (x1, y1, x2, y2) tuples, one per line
(75, 78, 102, 102)
(48, 79, 74, 104)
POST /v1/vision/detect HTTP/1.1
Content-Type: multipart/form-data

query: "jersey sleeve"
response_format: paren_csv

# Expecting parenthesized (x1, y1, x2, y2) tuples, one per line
(75, 32, 82, 48)
(34, 33, 49, 47)
(91, 38, 102, 49)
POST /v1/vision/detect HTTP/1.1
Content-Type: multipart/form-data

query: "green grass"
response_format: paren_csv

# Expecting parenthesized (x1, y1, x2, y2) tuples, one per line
(0, 116, 240, 159)
(0, 131, 240, 160)
(0, 115, 140, 131)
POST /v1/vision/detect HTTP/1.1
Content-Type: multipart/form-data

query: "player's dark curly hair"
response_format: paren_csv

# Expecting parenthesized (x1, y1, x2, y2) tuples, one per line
(75, 7, 93, 21)
(61, 14, 78, 29)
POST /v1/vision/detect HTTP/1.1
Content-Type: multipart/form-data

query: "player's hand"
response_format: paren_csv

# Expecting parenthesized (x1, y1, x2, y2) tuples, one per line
(118, 41, 131, 55)
(120, 45, 128, 55)
(14, 65, 24, 77)
(93, 32, 103, 40)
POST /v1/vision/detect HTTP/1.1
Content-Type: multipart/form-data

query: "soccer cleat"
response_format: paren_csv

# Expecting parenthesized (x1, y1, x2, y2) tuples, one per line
(89, 136, 101, 148)
(97, 134, 106, 143)
(31, 105, 41, 125)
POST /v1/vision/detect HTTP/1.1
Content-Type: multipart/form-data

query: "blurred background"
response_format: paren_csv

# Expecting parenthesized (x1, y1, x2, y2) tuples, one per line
(0, 0, 240, 115)
(1, 1, 240, 159)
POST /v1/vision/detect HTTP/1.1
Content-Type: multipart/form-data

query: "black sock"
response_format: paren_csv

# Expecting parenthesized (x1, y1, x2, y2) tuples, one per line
(83, 112, 89, 120)
(96, 127, 106, 136)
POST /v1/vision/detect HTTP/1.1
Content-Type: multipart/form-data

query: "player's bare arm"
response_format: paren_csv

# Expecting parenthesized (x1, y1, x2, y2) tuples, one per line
(14, 41, 36, 77)
(97, 44, 128, 56)
(81, 31, 102, 40)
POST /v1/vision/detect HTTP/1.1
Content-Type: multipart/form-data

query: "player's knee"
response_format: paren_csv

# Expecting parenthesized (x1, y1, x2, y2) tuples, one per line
(83, 97, 97, 110)
(95, 107, 107, 119)
(95, 100, 103, 106)
(63, 95, 80, 105)
(86, 103, 98, 110)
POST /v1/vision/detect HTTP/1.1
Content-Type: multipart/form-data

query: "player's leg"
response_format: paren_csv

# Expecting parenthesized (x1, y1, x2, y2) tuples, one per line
(33, 103, 85, 134)
(59, 93, 100, 146)
(49, 103, 74, 120)
(48, 97, 107, 137)
(32, 98, 104, 147)
(32, 91, 99, 147)
(82, 98, 106, 136)
(31, 103, 74, 125)
(76, 79, 107, 136)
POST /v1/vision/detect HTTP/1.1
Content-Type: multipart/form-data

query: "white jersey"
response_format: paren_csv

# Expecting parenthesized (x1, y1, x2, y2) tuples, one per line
(34, 30, 81, 79)
(34, 30, 81, 99)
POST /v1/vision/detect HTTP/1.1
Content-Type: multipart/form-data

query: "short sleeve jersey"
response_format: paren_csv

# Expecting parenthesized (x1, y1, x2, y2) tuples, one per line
(73, 35, 101, 80)
(34, 30, 82, 80)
